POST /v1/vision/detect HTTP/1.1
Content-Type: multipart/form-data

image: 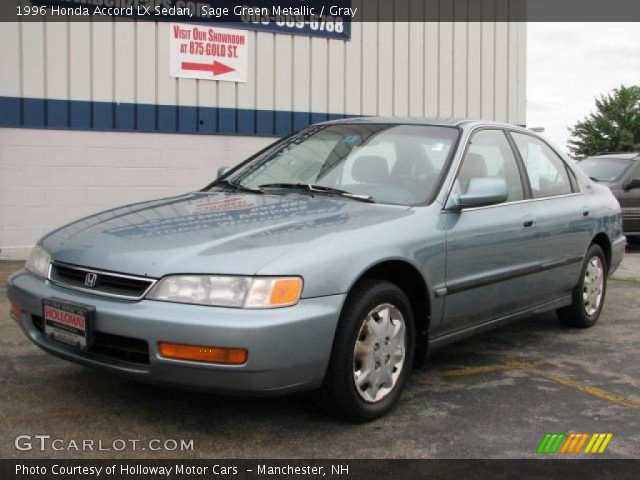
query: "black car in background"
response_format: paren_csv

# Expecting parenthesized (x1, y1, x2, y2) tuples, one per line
(578, 153, 640, 243)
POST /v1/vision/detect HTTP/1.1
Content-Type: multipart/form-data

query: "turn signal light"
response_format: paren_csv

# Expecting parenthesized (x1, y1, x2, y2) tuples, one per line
(269, 278, 303, 306)
(158, 342, 248, 365)
(10, 304, 21, 319)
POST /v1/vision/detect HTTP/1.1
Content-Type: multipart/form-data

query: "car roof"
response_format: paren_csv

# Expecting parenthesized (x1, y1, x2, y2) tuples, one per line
(319, 116, 526, 131)
(587, 153, 640, 160)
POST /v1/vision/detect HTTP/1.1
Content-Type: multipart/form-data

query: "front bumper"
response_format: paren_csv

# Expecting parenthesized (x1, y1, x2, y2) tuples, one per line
(7, 270, 345, 395)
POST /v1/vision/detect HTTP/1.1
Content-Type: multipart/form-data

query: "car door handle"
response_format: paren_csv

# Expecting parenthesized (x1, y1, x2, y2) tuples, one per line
(583, 207, 590, 217)
(522, 215, 535, 228)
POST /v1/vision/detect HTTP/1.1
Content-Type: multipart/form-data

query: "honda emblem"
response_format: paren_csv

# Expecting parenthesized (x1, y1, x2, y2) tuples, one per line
(84, 272, 98, 288)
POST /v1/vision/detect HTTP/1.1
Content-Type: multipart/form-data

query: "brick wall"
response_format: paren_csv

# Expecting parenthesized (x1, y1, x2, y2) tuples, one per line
(0, 128, 273, 259)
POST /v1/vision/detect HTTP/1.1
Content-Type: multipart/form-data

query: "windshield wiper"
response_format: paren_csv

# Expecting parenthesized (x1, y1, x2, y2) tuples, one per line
(588, 176, 602, 182)
(258, 183, 375, 203)
(210, 179, 264, 194)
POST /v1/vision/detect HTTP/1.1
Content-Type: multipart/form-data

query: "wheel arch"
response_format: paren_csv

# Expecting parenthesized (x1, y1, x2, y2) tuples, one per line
(590, 232, 612, 272)
(349, 259, 431, 368)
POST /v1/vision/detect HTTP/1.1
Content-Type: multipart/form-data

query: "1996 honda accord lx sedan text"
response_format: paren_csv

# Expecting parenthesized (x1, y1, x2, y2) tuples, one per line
(7, 118, 626, 420)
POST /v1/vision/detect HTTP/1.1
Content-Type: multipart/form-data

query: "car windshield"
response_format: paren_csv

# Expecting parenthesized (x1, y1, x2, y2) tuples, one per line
(213, 124, 460, 206)
(578, 157, 634, 182)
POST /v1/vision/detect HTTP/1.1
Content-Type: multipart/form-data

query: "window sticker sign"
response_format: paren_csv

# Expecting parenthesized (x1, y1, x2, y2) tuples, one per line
(170, 23, 248, 82)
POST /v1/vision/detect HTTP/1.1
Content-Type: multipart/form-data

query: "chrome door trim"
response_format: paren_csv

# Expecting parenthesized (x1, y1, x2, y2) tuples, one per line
(454, 193, 585, 212)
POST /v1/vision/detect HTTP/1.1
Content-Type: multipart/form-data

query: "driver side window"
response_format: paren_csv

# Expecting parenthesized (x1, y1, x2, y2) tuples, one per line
(457, 130, 525, 202)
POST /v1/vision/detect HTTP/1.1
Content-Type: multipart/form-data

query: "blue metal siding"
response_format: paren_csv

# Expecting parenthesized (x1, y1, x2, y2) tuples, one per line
(0, 96, 350, 137)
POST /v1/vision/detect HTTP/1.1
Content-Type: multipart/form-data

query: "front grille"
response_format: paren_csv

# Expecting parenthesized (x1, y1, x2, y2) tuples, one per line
(32, 314, 44, 331)
(32, 315, 150, 365)
(49, 263, 155, 300)
(91, 332, 150, 365)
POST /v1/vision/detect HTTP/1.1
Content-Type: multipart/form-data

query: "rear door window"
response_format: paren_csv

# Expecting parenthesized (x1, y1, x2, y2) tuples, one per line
(510, 132, 573, 198)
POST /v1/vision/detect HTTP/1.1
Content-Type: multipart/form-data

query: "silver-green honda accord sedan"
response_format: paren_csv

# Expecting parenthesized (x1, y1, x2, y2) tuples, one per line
(7, 118, 626, 420)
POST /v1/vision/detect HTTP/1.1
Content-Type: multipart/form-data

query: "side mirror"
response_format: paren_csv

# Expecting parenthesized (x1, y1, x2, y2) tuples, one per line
(217, 166, 231, 178)
(624, 178, 640, 190)
(447, 178, 508, 211)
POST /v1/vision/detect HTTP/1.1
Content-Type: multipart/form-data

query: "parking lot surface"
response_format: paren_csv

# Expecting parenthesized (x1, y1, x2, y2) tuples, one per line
(1, 248, 639, 459)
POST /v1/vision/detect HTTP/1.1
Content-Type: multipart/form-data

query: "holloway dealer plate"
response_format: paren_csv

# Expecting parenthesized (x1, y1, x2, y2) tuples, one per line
(42, 298, 94, 350)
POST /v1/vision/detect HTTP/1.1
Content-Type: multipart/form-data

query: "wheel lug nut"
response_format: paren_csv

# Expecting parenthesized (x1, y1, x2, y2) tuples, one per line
(374, 343, 379, 350)
(375, 362, 380, 369)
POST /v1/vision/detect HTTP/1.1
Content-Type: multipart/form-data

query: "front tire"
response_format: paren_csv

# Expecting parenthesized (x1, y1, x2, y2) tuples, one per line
(321, 279, 415, 421)
(557, 244, 607, 328)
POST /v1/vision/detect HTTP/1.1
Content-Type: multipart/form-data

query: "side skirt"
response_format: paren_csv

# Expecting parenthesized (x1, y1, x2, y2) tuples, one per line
(428, 295, 573, 351)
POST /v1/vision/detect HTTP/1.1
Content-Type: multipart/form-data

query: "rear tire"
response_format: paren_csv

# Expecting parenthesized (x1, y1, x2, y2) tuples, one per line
(557, 244, 607, 328)
(321, 279, 415, 422)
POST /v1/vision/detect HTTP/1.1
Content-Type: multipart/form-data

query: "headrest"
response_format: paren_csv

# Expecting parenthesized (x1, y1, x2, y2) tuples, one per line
(460, 152, 488, 179)
(352, 155, 390, 183)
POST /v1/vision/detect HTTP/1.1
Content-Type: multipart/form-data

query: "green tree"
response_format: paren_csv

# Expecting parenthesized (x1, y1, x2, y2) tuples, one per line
(568, 85, 640, 159)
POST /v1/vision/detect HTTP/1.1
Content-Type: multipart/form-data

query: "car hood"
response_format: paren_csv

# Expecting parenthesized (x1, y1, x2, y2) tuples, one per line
(41, 191, 411, 278)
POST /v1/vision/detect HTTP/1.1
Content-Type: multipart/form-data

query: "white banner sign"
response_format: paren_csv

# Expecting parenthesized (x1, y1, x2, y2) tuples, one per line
(169, 23, 248, 82)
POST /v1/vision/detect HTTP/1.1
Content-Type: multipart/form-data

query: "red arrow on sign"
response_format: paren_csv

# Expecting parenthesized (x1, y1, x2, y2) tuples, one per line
(181, 60, 235, 76)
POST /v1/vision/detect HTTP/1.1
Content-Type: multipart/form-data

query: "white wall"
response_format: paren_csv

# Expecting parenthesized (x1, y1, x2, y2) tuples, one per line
(0, 128, 272, 259)
(0, 17, 526, 123)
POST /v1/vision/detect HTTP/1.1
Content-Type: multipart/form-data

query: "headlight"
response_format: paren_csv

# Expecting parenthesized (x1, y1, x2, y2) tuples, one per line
(25, 245, 51, 279)
(146, 275, 303, 308)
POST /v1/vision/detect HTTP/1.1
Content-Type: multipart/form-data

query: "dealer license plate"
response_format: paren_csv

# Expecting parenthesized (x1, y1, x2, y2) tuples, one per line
(43, 298, 94, 350)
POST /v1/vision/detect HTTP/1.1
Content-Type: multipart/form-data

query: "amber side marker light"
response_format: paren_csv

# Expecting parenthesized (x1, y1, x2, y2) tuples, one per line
(10, 304, 21, 319)
(269, 278, 303, 306)
(158, 342, 248, 365)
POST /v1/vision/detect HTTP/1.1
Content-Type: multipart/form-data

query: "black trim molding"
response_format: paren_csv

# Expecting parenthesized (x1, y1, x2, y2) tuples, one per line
(435, 256, 583, 298)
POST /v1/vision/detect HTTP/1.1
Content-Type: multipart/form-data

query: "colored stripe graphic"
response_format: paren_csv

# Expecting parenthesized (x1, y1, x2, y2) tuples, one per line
(538, 433, 613, 454)
(560, 433, 589, 453)
(584, 433, 613, 454)
(537, 433, 566, 454)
